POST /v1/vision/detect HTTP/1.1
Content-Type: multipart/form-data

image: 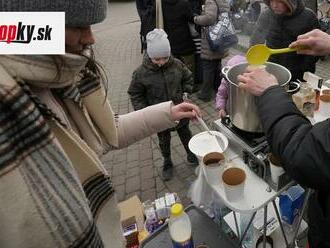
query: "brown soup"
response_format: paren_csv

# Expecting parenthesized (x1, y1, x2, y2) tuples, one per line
(203, 152, 225, 167)
(222, 167, 246, 186)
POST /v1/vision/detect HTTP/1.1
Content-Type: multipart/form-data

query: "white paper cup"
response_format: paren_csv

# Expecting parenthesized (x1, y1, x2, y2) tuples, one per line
(222, 167, 246, 202)
(202, 152, 225, 185)
(268, 154, 284, 185)
(319, 94, 330, 118)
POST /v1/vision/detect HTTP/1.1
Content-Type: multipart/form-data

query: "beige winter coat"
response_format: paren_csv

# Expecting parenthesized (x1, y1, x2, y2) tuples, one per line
(0, 54, 176, 248)
(194, 0, 230, 60)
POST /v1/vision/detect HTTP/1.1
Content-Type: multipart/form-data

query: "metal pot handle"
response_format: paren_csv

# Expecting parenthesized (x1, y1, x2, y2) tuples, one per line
(221, 66, 240, 87)
(222, 66, 231, 77)
(286, 81, 300, 94)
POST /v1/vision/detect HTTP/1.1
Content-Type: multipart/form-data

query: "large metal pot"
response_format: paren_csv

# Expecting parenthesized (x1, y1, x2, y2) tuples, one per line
(222, 62, 291, 133)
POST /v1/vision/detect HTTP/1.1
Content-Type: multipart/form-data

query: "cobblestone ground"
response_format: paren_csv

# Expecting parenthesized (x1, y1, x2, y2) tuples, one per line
(94, 1, 330, 206)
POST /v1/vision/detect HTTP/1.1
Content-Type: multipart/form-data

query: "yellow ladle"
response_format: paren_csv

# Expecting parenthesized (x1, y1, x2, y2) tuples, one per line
(246, 44, 298, 65)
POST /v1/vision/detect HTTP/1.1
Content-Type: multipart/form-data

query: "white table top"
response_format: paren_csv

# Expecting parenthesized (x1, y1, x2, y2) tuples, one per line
(202, 143, 293, 213)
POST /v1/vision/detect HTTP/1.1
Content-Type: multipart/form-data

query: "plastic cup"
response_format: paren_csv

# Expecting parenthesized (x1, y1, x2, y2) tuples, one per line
(202, 152, 225, 185)
(222, 166, 246, 202)
(268, 154, 284, 185)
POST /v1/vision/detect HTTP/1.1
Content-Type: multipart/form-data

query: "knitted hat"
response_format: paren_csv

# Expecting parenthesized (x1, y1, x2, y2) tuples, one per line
(146, 29, 171, 58)
(0, 0, 107, 27)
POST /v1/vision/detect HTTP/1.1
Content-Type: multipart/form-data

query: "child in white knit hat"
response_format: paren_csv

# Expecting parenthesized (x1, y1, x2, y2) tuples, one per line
(128, 28, 198, 181)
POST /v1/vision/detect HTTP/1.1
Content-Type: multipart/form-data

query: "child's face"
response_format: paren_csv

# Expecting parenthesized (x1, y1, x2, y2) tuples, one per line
(270, 0, 289, 15)
(151, 57, 169, 67)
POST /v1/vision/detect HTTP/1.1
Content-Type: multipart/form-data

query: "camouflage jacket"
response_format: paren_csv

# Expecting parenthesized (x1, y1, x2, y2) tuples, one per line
(128, 55, 194, 110)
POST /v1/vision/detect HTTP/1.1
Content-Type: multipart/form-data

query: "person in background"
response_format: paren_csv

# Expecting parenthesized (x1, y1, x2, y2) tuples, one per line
(194, 0, 230, 102)
(189, 0, 204, 91)
(138, 0, 156, 52)
(136, 0, 147, 19)
(0, 1, 201, 247)
(238, 29, 330, 247)
(250, 0, 319, 81)
(128, 29, 199, 181)
(162, 0, 196, 83)
(215, 55, 246, 118)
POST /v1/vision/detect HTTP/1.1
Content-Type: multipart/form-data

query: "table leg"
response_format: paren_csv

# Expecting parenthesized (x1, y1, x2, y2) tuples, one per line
(272, 200, 289, 247)
(291, 188, 312, 246)
(233, 211, 240, 239)
(262, 205, 268, 248)
(239, 211, 257, 247)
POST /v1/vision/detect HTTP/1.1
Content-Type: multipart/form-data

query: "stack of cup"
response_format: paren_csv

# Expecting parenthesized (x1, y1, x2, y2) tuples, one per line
(319, 89, 330, 118)
(268, 153, 284, 185)
(221, 164, 246, 202)
(202, 152, 225, 185)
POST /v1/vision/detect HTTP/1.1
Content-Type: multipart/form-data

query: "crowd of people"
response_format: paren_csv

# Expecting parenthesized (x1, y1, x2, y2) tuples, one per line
(1, 0, 330, 247)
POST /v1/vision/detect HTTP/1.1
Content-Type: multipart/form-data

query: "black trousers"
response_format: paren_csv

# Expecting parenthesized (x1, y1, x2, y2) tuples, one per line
(157, 123, 193, 159)
(199, 59, 222, 99)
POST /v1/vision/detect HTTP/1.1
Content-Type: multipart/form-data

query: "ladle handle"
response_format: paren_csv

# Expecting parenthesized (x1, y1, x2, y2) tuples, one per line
(270, 47, 297, 54)
(197, 116, 212, 134)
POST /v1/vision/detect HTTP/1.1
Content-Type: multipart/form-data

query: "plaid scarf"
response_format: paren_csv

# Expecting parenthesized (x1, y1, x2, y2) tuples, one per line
(0, 54, 117, 247)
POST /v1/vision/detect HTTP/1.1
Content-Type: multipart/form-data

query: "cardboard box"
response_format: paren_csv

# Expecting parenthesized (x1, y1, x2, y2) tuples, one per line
(118, 195, 144, 232)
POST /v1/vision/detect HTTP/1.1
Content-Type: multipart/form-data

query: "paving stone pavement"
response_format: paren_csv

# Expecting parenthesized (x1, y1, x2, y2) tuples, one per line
(94, 0, 330, 206)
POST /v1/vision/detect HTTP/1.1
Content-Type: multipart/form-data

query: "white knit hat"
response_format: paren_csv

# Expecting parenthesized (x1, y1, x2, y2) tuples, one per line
(146, 29, 171, 58)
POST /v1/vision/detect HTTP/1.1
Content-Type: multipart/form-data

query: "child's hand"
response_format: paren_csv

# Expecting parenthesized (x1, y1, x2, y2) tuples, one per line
(218, 109, 227, 118)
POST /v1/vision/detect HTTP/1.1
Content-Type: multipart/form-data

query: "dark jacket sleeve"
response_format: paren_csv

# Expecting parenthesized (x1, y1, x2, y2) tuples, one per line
(127, 71, 148, 110)
(184, 0, 195, 23)
(257, 86, 330, 190)
(250, 10, 270, 46)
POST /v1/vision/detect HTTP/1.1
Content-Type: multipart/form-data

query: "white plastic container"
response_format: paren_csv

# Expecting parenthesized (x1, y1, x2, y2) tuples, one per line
(188, 131, 228, 160)
(169, 203, 194, 248)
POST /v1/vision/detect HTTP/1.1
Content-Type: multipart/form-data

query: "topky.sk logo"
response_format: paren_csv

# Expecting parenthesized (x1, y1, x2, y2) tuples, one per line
(0, 12, 65, 54)
(0, 22, 53, 44)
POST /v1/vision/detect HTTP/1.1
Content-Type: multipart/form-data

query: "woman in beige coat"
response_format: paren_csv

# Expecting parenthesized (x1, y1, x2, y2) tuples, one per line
(0, 1, 200, 248)
(194, 0, 229, 101)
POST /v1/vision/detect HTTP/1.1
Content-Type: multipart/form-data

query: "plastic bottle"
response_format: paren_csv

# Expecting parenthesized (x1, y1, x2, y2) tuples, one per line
(169, 203, 194, 248)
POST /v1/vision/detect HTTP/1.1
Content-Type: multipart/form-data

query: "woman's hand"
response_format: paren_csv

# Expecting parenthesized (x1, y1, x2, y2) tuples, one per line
(289, 29, 330, 56)
(170, 102, 201, 121)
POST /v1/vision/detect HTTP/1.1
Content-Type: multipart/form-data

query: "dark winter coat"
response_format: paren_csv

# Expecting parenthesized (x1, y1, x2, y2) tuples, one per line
(128, 55, 194, 110)
(136, 0, 147, 19)
(250, 0, 319, 81)
(162, 0, 196, 56)
(189, 0, 203, 15)
(139, 0, 156, 37)
(257, 86, 330, 248)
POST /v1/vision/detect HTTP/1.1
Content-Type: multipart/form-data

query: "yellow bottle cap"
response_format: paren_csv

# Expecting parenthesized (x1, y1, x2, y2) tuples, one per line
(171, 203, 183, 217)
